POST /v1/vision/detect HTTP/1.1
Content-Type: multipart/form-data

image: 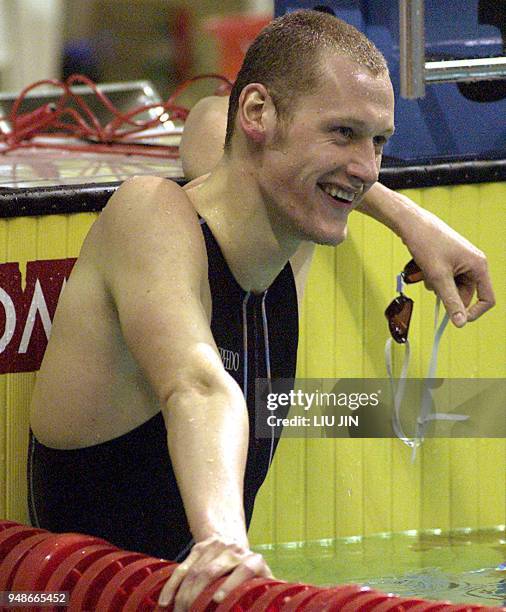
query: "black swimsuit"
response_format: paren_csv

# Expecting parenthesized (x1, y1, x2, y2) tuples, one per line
(28, 218, 298, 561)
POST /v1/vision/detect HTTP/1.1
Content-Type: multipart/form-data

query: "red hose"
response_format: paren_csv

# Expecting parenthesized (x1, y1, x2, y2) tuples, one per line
(0, 74, 233, 158)
(0, 521, 503, 611)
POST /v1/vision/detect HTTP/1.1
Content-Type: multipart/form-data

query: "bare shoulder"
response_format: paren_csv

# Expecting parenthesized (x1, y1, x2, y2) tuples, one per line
(101, 175, 198, 227)
(98, 176, 207, 268)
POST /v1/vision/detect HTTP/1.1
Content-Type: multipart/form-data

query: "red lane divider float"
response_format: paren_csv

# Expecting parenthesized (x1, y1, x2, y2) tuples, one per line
(0, 520, 504, 611)
(0, 521, 24, 533)
(94, 557, 172, 611)
(370, 597, 431, 611)
(215, 577, 284, 610)
(12, 533, 108, 592)
(337, 587, 395, 612)
(44, 544, 119, 611)
(123, 564, 177, 612)
(248, 583, 313, 611)
(68, 550, 147, 610)
(303, 585, 367, 611)
(0, 532, 53, 591)
(190, 576, 229, 612)
(0, 525, 46, 560)
(278, 584, 325, 610)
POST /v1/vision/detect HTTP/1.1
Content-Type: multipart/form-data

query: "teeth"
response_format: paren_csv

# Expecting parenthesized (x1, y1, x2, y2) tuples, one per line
(320, 184, 354, 202)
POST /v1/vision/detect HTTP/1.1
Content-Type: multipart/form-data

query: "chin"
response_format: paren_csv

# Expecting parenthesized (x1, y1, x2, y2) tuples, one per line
(299, 223, 348, 246)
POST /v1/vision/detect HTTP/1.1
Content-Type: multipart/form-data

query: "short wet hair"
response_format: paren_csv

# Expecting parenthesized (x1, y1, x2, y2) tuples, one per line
(224, 9, 388, 151)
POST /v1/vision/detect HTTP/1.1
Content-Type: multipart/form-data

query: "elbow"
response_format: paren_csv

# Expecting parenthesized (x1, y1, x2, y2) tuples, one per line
(160, 343, 244, 414)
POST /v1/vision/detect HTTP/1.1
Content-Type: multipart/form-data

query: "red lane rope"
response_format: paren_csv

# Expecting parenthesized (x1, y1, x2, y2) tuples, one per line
(0, 73, 233, 158)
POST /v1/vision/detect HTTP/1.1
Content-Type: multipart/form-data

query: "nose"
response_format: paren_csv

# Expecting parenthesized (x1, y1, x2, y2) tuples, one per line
(345, 139, 380, 186)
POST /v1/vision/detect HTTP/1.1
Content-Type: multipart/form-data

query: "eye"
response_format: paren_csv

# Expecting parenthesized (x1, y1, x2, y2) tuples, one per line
(331, 126, 354, 141)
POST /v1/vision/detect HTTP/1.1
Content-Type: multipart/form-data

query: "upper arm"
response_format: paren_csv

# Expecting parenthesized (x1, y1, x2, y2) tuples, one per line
(99, 176, 219, 403)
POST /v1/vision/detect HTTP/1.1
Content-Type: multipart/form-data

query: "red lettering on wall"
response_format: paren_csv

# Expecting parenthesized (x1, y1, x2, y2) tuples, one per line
(0, 258, 76, 374)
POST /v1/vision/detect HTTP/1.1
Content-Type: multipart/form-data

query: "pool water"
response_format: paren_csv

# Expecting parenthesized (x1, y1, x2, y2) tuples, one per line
(255, 527, 506, 607)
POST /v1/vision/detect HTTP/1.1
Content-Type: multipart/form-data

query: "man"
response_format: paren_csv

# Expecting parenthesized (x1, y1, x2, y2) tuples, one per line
(28, 11, 494, 611)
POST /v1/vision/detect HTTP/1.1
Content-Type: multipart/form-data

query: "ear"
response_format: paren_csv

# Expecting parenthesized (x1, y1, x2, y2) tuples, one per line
(237, 83, 277, 145)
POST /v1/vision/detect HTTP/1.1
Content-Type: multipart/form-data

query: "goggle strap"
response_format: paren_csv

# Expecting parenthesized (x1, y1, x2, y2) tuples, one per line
(386, 297, 469, 462)
(396, 272, 404, 294)
(415, 300, 449, 451)
(385, 336, 413, 446)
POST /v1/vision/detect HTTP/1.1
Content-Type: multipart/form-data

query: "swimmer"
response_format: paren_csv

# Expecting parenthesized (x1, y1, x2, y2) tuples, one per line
(28, 10, 494, 612)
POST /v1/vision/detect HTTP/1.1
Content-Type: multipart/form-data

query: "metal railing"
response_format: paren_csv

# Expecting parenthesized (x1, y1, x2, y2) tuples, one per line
(399, 0, 506, 99)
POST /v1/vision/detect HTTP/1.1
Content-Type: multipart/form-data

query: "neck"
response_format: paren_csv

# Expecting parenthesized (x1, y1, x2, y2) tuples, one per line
(185, 156, 300, 294)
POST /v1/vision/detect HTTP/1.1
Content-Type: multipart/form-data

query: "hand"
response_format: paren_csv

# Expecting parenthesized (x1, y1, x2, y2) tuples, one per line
(401, 209, 495, 327)
(157, 535, 273, 611)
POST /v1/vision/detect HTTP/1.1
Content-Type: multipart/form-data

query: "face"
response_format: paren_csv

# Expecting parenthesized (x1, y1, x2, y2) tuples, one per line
(257, 53, 395, 246)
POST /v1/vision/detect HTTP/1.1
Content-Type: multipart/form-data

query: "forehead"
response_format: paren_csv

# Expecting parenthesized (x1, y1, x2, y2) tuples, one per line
(293, 54, 395, 132)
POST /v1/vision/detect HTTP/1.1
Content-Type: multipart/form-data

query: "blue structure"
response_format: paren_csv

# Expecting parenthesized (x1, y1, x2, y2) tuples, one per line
(274, 1, 506, 162)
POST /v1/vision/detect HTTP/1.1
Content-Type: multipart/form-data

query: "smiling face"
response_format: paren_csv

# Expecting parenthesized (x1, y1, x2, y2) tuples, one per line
(257, 53, 395, 246)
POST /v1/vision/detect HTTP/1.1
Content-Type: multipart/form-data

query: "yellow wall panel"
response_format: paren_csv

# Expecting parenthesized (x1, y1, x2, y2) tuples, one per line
(67, 213, 98, 257)
(36, 215, 69, 260)
(421, 439, 451, 531)
(361, 220, 394, 378)
(362, 439, 392, 535)
(273, 438, 306, 543)
(476, 439, 506, 527)
(248, 453, 275, 544)
(391, 440, 421, 532)
(449, 186, 481, 378)
(334, 439, 364, 538)
(304, 245, 336, 377)
(477, 184, 506, 376)
(305, 438, 335, 540)
(450, 439, 479, 529)
(334, 215, 365, 377)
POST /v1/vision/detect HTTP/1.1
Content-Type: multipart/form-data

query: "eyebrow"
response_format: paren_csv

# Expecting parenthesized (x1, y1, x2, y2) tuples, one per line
(325, 117, 395, 137)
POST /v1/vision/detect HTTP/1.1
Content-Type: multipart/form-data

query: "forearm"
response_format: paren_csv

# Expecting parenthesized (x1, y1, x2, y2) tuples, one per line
(357, 181, 477, 256)
(165, 373, 250, 546)
(356, 181, 431, 239)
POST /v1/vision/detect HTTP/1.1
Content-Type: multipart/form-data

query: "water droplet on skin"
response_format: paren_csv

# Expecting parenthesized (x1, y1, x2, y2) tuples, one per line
(347, 488, 352, 497)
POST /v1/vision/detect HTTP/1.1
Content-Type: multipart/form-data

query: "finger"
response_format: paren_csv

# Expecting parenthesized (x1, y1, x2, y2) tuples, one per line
(456, 279, 475, 309)
(428, 274, 468, 327)
(157, 561, 192, 608)
(158, 537, 229, 607)
(171, 541, 248, 611)
(173, 555, 239, 610)
(172, 545, 247, 612)
(466, 274, 496, 322)
(158, 540, 212, 608)
(212, 553, 273, 604)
